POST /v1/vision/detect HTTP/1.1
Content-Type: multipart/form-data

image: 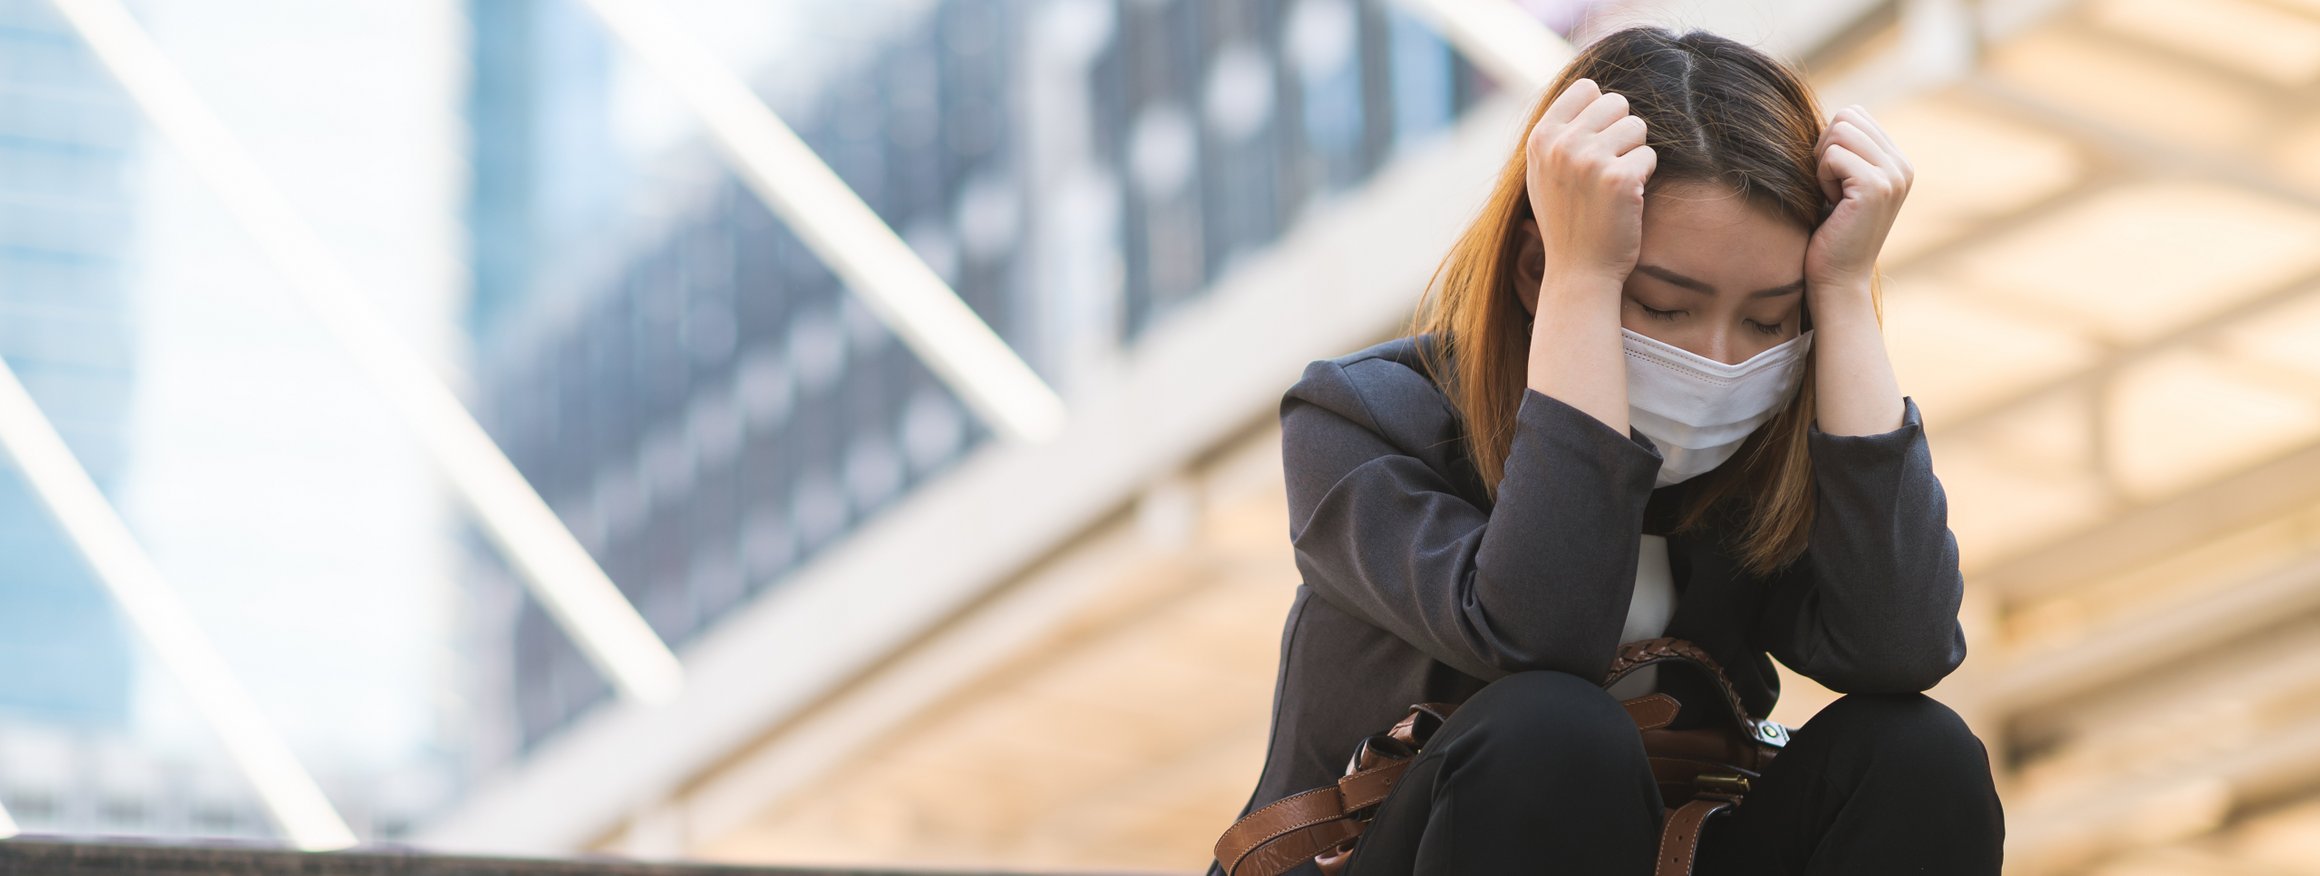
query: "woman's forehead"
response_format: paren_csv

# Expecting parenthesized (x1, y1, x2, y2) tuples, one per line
(1637, 195, 1809, 297)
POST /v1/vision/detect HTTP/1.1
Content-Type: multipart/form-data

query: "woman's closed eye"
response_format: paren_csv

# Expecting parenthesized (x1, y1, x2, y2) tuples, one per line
(1633, 301, 1789, 336)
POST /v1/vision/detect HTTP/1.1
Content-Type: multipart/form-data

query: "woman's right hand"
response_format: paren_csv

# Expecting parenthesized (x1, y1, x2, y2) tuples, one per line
(1523, 77, 1656, 288)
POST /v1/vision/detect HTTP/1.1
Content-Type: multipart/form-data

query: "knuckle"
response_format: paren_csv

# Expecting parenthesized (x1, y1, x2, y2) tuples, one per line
(1543, 130, 1579, 160)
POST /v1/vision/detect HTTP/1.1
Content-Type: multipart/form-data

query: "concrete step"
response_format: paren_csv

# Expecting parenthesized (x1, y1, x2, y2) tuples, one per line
(0, 838, 1128, 875)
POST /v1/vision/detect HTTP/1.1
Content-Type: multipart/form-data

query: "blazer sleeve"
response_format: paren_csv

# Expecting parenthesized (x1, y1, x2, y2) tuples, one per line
(1752, 395, 1971, 694)
(1279, 357, 1666, 683)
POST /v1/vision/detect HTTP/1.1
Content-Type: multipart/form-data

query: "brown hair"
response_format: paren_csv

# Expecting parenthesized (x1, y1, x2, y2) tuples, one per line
(1407, 24, 1884, 579)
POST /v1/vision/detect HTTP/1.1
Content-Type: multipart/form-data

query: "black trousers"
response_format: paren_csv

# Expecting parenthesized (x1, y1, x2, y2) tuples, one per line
(1339, 669, 2004, 875)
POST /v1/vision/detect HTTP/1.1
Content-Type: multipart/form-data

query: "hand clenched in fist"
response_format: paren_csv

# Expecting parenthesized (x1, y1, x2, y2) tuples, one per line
(1522, 77, 1659, 291)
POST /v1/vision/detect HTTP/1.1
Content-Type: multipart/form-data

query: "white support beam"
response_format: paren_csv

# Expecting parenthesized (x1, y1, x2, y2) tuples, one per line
(0, 355, 355, 851)
(46, 0, 682, 706)
(575, 0, 1067, 446)
(1384, 0, 1571, 90)
(1987, 550, 2320, 712)
(0, 797, 16, 839)
(2007, 710, 2320, 870)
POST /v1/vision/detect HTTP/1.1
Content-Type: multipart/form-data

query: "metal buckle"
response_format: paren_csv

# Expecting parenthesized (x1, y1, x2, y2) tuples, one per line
(1695, 772, 1751, 795)
(1752, 719, 1792, 749)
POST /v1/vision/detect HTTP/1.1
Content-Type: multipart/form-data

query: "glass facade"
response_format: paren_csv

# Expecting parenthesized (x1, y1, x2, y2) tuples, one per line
(462, 0, 1494, 754)
(0, 0, 140, 733)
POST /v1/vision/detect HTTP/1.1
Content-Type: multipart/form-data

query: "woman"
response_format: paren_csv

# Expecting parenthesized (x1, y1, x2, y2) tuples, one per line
(1210, 24, 2004, 875)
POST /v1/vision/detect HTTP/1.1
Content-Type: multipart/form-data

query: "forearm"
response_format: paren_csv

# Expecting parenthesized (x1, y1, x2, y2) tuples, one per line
(1809, 281, 1906, 437)
(1282, 363, 1663, 683)
(1529, 273, 1630, 435)
(1761, 396, 1969, 692)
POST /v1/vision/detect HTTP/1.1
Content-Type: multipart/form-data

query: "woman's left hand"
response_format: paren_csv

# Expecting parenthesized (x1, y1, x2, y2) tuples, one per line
(1804, 104, 1913, 298)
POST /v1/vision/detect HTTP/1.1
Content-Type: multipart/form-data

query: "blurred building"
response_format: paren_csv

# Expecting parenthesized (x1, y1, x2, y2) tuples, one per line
(463, 0, 632, 349)
(0, 0, 467, 845)
(454, 0, 1492, 764)
(436, 0, 1498, 865)
(0, 0, 163, 840)
(0, 0, 141, 736)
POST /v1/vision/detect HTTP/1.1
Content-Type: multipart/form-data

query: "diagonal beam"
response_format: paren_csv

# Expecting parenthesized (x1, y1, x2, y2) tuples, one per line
(2008, 616, 2320, 754)
(1383, 0, 1575, 89)
(2007, 708, 2320, 869)
(1974, 437, 2320, 603)
(46, 0, 682, 705)
(1918, 77, 2320, 444)
(574, 0, 1066, 446)
(1985, 547, 2320, 712)
(0, 355, 355, 850)
(0, 797, 15, 839)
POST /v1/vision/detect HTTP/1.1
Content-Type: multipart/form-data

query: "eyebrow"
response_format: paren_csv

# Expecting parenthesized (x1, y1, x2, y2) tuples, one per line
(1634, 263, 1806, 299)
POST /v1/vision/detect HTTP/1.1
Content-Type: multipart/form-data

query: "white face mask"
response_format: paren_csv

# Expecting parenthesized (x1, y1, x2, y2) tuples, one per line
(1621, 327, 1813, 488)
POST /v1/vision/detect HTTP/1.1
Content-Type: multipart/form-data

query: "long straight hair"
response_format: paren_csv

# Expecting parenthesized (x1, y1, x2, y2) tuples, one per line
(1408, 24, 1883, 579)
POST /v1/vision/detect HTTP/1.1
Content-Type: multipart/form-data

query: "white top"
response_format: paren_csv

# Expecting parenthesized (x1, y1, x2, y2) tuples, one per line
(1603, 533, 1676, 701)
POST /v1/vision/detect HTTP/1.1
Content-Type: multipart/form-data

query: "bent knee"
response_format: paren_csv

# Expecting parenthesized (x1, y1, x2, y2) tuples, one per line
(1810, 692, 1990, 769)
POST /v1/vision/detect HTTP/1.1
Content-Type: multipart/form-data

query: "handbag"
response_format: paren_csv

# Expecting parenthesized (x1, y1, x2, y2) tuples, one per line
(1211, 636, 1793, 876)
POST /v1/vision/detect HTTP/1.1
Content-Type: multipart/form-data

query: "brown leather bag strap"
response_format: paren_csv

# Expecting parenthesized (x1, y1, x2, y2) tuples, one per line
(1211, 753, 1416, 875)
(1213, 693, 1685, 876)
(1654, 794, 1740, 876)
(1605, 637, 1757, 738)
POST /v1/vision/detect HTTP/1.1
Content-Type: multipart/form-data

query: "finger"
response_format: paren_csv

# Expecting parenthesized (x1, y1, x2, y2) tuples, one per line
(1827, 143, 1882, 189)
(1814, 115, 1840, 169)
(1822, 143, 1881, 203)
(1542, 77, 1602, 127)
(1818, 143, 1851, 205)
(1602, 113, 1649, 156)
(1835, 105, 1906, 169)
(1824, 119, 1894, 175)
(1617, 143, 1658, 188)
(1833, 107, 1914, 186)
(1569, 89, 1633, 135)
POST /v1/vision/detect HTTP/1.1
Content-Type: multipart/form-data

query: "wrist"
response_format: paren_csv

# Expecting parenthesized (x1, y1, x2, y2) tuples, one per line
(1806, 275, 1873, 300)
(1807, 280, 1877, 323)
(1538, 272, 1626, 309)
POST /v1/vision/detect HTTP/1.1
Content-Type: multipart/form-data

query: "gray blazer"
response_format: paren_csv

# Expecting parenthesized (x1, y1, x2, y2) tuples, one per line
(1207, 331, 1967, 875)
